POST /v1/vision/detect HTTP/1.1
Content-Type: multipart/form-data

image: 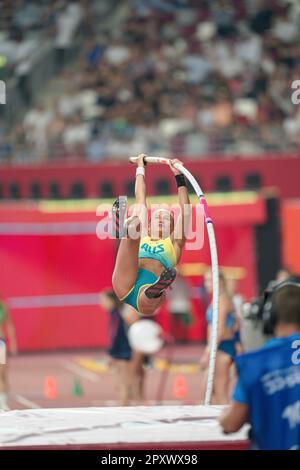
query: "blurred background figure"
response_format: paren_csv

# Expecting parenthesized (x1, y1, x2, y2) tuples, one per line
(100, 290, 132, 406)
(0, 294, 17, 411)
(226, 276, 244, 354)
(276, 267, 292, 284)
(200, 269, 240, 404)
(167, 274, 192, 343)
(124, 306, 163, 405)
(123, 305, 148, 405)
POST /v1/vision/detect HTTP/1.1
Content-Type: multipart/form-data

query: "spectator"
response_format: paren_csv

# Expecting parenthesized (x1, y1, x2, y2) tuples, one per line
(62, 113, 90, 152)
(54, 1, 84, 71)
(23, 103, 53, 158)
(57, 85, 81, 119)
(3, 0, 300, 161)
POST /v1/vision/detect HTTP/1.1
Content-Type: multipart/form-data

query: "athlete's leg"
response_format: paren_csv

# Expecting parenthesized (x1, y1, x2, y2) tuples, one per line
(112, 234, 141, 300)
(137, 268, 176, 315)
(199, 346, 210, 403)
(211, 350, 232, 404)
(130, 350, 146, 404)
(137, 291, 166, 316)
(0, 363, 9, 411)
(113, 359, 131, 406)
(0, 364, 5, 393)
(112, 198, 142, 299)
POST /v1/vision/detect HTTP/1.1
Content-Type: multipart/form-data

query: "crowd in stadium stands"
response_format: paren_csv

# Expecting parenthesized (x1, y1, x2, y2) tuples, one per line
(1, 0, 300, 163)
(0, 0, 87, 79)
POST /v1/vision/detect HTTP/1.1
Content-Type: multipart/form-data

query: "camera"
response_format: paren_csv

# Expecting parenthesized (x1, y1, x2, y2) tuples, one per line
(243, 276, 300, 336)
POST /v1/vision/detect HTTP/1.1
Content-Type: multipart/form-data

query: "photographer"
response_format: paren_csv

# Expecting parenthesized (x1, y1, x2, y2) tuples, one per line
(219, 281, 300, 450)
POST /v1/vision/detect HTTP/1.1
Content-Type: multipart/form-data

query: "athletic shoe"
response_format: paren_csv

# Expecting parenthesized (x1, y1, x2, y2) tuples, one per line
(144, 268, 177, 299)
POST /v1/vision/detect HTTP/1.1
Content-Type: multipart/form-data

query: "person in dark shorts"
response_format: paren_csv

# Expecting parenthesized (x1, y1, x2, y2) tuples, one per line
(200, 270, 239, 404)
(100, 290, 132, 406)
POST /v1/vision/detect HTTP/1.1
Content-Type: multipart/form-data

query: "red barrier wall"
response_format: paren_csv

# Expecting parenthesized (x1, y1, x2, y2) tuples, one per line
(0, 194, 265, 351)
(0, 155, 300, 198)
(0, 233, 115, 351)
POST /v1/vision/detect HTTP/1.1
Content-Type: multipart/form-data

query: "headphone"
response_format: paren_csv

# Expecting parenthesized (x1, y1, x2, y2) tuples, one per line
(259, 276, 300, 335)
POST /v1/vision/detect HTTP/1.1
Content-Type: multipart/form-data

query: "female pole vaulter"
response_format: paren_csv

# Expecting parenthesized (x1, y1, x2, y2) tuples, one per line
(112, 154, 191, 316)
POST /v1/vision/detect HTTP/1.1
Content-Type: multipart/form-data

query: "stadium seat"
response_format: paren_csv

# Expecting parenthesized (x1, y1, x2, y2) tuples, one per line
(9, 183, 21, 199)
(244, 172, 262, 190)
(30, 182, 41, 200)
(70, 182, 85, 199)
(99, 181, 114, 198)
(48, 182, 61, 200)
(214, 176, 232, 192)
(155, 178, 171, 195)
(125, 180, 135, 198)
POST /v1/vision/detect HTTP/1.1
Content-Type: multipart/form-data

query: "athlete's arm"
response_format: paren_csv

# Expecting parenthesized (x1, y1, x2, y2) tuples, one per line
(169, 159, 191, 262)
(134, 154, 147, 207)
(132, 154, 148, 236)
(219, 401, 249, 434)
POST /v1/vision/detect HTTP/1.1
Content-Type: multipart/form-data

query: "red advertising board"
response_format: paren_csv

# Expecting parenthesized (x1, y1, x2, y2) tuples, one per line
(282, 200, 300, 276)
(0, 193, 265, 350)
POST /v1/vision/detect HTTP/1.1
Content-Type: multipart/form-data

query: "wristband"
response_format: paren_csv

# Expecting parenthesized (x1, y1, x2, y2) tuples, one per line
(136, 167, 145, 177)
(175, 173, 186, 187)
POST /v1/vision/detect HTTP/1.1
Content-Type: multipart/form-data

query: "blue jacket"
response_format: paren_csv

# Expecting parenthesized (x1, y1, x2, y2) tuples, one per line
(233, 333, 300, 450)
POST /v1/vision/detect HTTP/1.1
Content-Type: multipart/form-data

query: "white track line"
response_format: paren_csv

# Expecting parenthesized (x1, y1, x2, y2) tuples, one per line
(15, 395, 40, 409)
(9, 293, 101, 309)
(62, 360, 100, 383)
(0, 222, 97, 235)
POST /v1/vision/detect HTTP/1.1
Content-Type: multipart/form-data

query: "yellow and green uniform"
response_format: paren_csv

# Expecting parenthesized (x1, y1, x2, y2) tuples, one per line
(121, 236, 177, 312)
(138, 236, 177, 269)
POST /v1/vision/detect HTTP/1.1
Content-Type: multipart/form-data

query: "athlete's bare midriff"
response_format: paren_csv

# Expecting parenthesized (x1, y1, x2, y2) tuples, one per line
(138, 258, 165, 277)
